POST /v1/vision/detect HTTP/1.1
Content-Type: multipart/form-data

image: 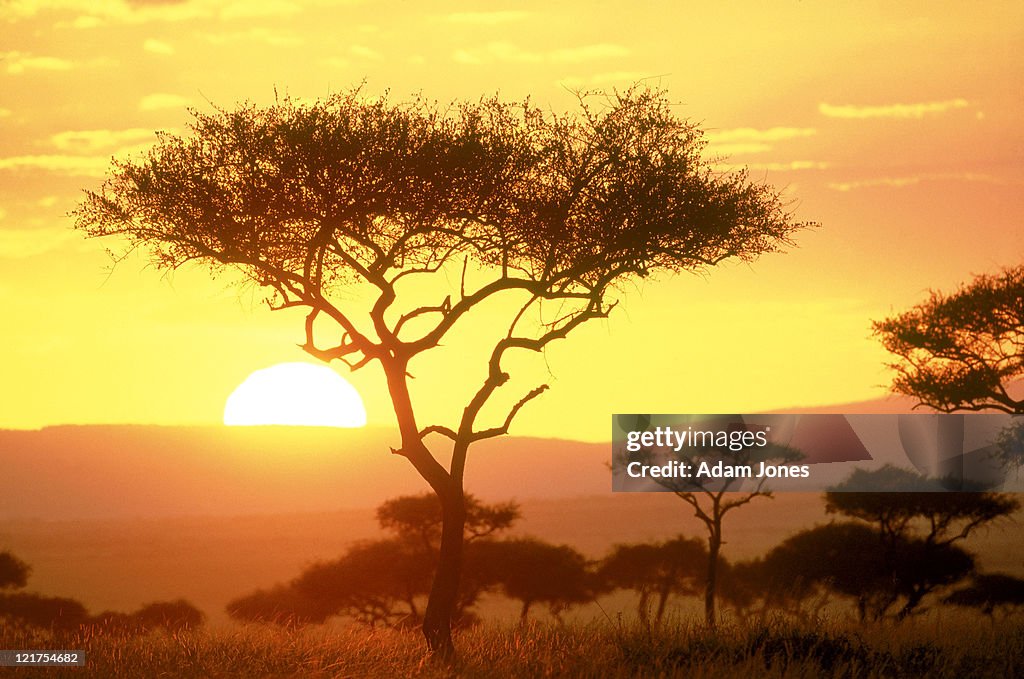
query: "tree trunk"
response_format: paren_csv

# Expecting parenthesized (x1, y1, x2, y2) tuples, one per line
(655, 583, 671, 625)
(422, 485, 466, 660)
(705, 521, 721, 628)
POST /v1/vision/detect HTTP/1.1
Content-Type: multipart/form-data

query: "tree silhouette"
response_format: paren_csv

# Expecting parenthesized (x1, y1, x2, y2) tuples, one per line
(826, 466, 1019, 547)
(822, 466, 1017, 619)
(466, 538, 591, 623)
(597, 537, 706, 624)
(618, 419, 802, 627)
(0, 551, 30, 591)
(747, 521, 975, 621)
(76, 86, 805, 657)
(0, 592, 91, 631)
(377, 493, 520, 553)
(226, 584, 333, 627)
(132, 599, 205, 631)
(228, 493, 520, 628)
(873, 265, 1024, 413)
(292, 539, 433, 627)
(944, 573, 1024, 620)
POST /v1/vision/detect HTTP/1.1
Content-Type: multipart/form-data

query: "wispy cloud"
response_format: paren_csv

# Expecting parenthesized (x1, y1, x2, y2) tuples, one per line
(220, 0, 300, 20)
(143, 38, 175, 55)
(201, 28, 300, 47)
(455, 42, 629, 65)
(829, 172, 1020, 191)
(559, 71, 649, 88)
(0, 154, 110, 176)
(447, 11, 529, 25)
(139, 93, 191, 112)
(18, 0, 316, 26)
(819, 99, 969, 119)
(2, 51, 74, 74)
(51, 128, 158, 153)
(745, 160, 832, 172)
(0, 226, 77, 259)
(705, 127, 817, 144)
(702, 127, 818, 158)
(350, 45, 381, 60)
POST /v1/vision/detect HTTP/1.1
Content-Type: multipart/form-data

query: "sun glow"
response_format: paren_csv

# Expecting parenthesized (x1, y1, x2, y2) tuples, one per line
(223, 363, 367, 427)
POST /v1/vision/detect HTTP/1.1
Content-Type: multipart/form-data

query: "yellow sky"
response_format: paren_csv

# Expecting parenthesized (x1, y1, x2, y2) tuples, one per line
(1, 1, 1022, 441)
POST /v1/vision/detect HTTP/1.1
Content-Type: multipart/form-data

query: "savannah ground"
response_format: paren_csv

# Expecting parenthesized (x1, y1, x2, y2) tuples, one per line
(3, 614, 1023, 678)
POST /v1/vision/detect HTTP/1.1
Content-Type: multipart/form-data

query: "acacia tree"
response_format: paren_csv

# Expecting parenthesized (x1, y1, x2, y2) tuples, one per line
(873, 265, 1024, 413)
(617, 416, 802, 627)
(597, 537, 707, 624)
(76, 86, 804, 657)
(826, 466, 1018, 619)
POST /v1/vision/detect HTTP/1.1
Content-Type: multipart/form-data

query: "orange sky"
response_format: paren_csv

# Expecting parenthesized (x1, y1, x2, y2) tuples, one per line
(1, 1, 1022, 441)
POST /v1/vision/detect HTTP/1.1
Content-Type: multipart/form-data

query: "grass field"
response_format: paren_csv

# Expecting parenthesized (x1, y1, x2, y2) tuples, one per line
(4, 615, 1022, 678)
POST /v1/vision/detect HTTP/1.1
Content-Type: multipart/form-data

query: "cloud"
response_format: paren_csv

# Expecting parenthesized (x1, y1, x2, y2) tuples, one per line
(51, 128, 158, 153)
(139, 92, 191, 111)
(829, 172, 1020, 191)
(704, 143, 772, 157)
(350, 44, 381, 60)
(446, 11, 528, 25)
(143, 38, 175, 54)
(220, 0, 300, 20)
(819, 99, 969, 119)
(559, 71, 649, 88)
(454, 42, 629, 65)
(0, 154, 111, 176)
(201, 28, 300, 46)
(0, 226, 77, 259)
(745, 160, 832, 172)
(704, 127, 817, 144)
(15, 0, 317, 26)
(702, 127, 818, 158)
(2, 51, 74, 74)
(0, 108, 11, 118)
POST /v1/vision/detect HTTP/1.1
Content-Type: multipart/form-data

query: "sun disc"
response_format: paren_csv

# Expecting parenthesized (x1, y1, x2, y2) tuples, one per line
(224, 362, 367, 427)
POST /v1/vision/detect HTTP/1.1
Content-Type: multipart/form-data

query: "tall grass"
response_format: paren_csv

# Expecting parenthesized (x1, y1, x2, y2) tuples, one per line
(3, 614, 1022, 678)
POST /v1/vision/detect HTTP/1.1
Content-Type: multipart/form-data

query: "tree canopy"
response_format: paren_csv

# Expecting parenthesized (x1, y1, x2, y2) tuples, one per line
(873, 265, 1024, 413)
(77, 85, 807, 658)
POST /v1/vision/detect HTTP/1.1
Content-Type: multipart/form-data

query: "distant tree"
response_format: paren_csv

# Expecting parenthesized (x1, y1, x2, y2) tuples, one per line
(873, 265, 1024, 413)
(0, 593, 90, 631)
(619, 421, 802, 627)
(944, 573, 1024, 620)
(292, 539, 433, 628)
(0, 551, 30, 590)
(467, 538, 591, 623)
(132, 599, 204, 632)
(826, 466, 1019, 547)
(820, 466, 1017, 619)
(228, 493, 519, 628)
(995, 419, 1024, 473)
(749, 522, 974, 621)
(226, 584, 333, 627)
(597, 537, 706, 624)
(376, 493, 520, 553)
(77, 86, 806, 658)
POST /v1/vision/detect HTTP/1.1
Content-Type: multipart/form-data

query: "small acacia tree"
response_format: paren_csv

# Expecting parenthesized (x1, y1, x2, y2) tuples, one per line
(597, 537, 707, 624)
(76, 86, 804, 657)
(618, 416, 803, 627)
(873, 265, 1024, 414)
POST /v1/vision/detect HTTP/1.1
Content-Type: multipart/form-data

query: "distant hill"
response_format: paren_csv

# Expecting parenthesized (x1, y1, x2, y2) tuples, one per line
(0, 425, 610, 520)
(4, 382, 1021, 520)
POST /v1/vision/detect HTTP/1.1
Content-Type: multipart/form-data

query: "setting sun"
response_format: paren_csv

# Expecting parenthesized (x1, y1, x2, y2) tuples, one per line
(223, 363, 367, 428)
